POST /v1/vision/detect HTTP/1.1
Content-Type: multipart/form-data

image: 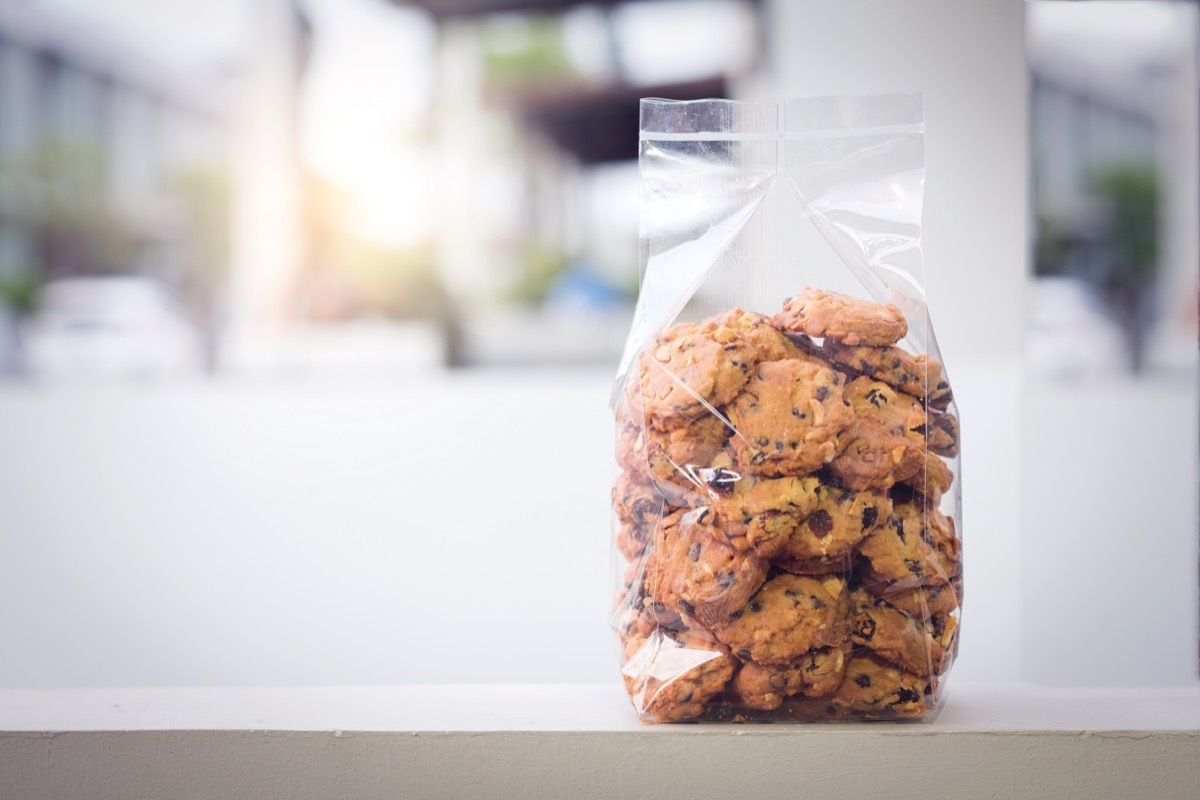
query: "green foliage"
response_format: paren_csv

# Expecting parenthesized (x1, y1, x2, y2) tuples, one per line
(1089, 164, 1159, 290)
(0, 273, 39, 316)
(479, 16, 578, 88)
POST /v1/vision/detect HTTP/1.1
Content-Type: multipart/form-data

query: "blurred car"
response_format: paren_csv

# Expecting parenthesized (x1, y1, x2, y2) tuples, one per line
(23, 277, 203, 381)
(1026, 276, 1125, 377)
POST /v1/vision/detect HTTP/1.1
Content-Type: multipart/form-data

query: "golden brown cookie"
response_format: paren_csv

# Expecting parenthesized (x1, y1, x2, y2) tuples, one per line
(633, 319, 758, 430)
(714, 574, 850, 665)
(612, 473, 665, 561)
(898, 451, 954, 502)
(711, 308, 811, 362)
(729, 662, 806, 711)
(831, 653, 933, 718)
(866, 575, 962, 620)
(774, 288, 907, 347)
(822, 341, 953, 410)
(622, 627, 735, 722)
(828, 377, 927, 491)
(726, 359, 853, 478)
(855, 497, 959, 592)
(848, 589, 947, 676)
(644, 509, 769, 628)
(709, 473, 821, 558)
(776, 480, 892, 565)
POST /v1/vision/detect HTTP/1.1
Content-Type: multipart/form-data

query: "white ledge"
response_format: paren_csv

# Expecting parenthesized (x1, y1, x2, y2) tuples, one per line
(1, 684, 1197, 800)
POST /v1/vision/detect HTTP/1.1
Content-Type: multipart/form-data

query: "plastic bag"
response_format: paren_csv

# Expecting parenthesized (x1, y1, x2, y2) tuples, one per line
(611, 96, 961, 722)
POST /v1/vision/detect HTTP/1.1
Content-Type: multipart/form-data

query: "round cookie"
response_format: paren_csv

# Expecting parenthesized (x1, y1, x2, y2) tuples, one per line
(854, 498, 959, 592)
(828, 377, 927, 491)
(898, 452, 954, 502)
(776, 480, 892, 564)
(616, 405, 731, 506)
(710, 473, 821, 558)
(774, 288, 907, 347)
(831, 653, 932, 718)
(714, 574, 851, 665)
(726, 359, 853, 478)
(633, 319, 758, 431)
(822, 341, 953, 410)
(866, 575, 962, 620)
(711, 308, 811, 362)
(848, 589, 947, 676)
(622, 627, 735, 722)
(730, 662, 806, 711)
(612, 473, 664, 561)
(644, 509, 769, 628)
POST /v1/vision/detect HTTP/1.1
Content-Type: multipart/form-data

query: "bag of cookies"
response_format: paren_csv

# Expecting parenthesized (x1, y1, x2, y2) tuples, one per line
(611, 96, 960, 722)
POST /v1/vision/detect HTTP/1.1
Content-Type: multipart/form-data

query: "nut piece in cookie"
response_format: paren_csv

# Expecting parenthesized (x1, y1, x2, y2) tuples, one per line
(634, 320, 758, 430)
(776, 480, 892, 564)
(715, 574, 851, 665)
(644, 509, 769, 628)
(828, 377, 928, 491)
(622, 627, 735, 722)
(831, 654, 932, 718)
(726, 359, 853, 478)
(774, 288, 907, 347)
(848, 589, 947, 676)
(822, 341, 953, 410)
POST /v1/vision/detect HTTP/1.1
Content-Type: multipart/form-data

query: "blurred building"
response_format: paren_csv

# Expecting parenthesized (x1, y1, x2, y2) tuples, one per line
(0, 0, 232, 370)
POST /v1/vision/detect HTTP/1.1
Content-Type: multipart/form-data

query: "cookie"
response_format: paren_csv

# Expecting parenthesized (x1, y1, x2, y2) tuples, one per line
(831, 654, 933, 718)
(848, 589, 947, 675)
(866, 575, 962, 620)
(920, 409, 959, 458)
(855, 497, 959, 592)
(729, 662, 806, 711)
(822, 341, 953, 410)
(616, 405, 731, 506)
(612, 474, 663, 561)
(633, 319, 758, 430)
(827, 377, 927, 490)
(898, 452, 954, 502)
(622, 627, 735, 722)
(774, 288, 907, 347)
(714, 574, 851, 665)
(726, 359, 853, 478)
(776, 480, 892, 564)
(644, 509, 769, 628)
(710, 473, 821, 558)
(711, 308, 811, 362)
(795, 644, 851, 697)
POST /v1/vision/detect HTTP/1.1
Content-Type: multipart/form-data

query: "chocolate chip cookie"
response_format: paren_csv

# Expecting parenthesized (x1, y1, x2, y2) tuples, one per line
(726, 359, 853, 477)
(714, 574, 850, 665)
(774, 288, 907, 347)
(823, 341, 953, 410)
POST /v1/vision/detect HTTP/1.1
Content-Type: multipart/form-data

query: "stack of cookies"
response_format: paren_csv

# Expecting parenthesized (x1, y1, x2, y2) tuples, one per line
(612, 288, 961, 722)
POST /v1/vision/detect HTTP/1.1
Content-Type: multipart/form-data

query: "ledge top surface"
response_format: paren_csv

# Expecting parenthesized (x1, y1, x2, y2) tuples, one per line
(1, 683, 1198, 734)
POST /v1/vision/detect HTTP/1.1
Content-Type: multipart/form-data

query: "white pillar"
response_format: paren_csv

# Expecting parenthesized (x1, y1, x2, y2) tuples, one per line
(227, 0, 304, 362)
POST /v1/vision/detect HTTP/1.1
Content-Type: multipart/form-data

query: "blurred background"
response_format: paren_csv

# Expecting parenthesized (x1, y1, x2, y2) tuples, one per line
(0, 0, 1195, 690)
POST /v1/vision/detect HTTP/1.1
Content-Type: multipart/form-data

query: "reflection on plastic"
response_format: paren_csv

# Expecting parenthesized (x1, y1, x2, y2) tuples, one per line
(610, 97, 961, 723)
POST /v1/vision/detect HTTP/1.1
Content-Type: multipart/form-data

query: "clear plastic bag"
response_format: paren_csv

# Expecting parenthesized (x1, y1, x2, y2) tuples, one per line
(611, 96, 961, 722)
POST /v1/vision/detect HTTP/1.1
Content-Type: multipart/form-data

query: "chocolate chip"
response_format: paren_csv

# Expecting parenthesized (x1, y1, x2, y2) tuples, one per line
(768, 672, 790, 690)
(855, 673, 872, 688)
(775, 441, 784, 452)
(678, 599, 696, 615)
(678, 687, 695, 702)
(728, 609, 744, 622)
(815, 385, 829, 402)
(757, 436, 770, 447)
(807, 509, 834, 537)
(737, 648, 752, 660)
(704, 468, 739, 495)
(861, 506, 879, 529)
(904, 558, 924, 574)
(811, 595, 826, 609)
(687, 541, 701, 561)
(855, 617, 877, 640)
(896, 688, 920, 704)
(750, 601, 763, 613)
(716, 569, 735, 589)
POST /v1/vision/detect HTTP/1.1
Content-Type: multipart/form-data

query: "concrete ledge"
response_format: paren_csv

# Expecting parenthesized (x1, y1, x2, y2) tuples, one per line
(1, 684, 1197, 799)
